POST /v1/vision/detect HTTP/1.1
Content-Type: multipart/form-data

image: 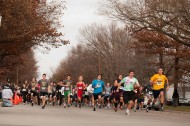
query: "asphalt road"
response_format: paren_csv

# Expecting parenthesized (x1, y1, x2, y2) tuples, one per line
(0, 104, 190, 126)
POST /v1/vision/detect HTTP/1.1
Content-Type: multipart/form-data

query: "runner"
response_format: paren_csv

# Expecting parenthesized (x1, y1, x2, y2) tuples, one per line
(92, 74, 105, 111)
(59, 80, 65, 107)
(63, 75, 73, 107)
(143, 83, 153, 112)
(52, 82, 57, 106)
(111, 75, 122, 112)
(30, 78, 37, 106)
(76, 76, 85, 108)
(21, 80, 28, 105)
(133, 86, 140, 112)
(83, 84, 90, 106)
(56, 82, 61, 105)
(38, 74, 49, 109)
(104, 83, 112, 109)
(87, 84, 94, 107)
(137, 86, 145, 110)
(48, 82, 53, 104)
(150, 68, 169, 111)
(119, 70, 140, 115)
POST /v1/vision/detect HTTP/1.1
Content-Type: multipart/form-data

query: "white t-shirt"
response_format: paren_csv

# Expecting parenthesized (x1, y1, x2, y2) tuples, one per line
(87, 84, 94, 94)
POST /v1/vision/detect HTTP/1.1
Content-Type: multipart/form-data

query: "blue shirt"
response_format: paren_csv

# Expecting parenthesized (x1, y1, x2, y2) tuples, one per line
(92, 79, 105, 94)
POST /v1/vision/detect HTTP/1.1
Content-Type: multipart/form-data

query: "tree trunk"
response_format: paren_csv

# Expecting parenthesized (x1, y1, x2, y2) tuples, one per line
(173, 52, 180, 107)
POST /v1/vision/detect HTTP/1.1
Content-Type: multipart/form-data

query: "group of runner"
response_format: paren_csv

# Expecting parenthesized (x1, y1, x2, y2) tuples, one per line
(17, 68, 169, 115)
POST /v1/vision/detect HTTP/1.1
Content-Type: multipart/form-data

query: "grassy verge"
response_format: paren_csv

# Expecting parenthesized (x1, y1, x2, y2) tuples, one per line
(165, 106, 190, 112)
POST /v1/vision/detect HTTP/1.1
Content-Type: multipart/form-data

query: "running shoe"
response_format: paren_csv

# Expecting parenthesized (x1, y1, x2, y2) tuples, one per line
(161, 106, 164, 111)
(125, 109, 130, 115)
(93, 107, 96, 111)
(146, 105, 149, 113)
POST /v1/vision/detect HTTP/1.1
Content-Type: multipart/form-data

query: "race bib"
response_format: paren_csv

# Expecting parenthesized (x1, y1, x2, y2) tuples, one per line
(42, 87, 46, 90)
(157, 81, 162, 85)
(157, 78, 162, 85)
(79, 87, 83, 90)
(22, 89, 26, 91)
(66, 87, 70, 90)
(106, 91, 110, 95)
(149, 91, 153, 95)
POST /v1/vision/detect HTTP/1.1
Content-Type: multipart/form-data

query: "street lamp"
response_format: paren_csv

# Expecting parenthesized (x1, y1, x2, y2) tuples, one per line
(0, 15, 2, 27)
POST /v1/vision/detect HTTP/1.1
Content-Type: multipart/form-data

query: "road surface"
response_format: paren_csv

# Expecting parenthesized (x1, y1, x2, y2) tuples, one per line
(0, 104, 190, 126)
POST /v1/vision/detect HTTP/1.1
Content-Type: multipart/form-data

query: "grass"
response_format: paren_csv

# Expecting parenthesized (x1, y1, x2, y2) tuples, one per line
(165, 106, 190, 112)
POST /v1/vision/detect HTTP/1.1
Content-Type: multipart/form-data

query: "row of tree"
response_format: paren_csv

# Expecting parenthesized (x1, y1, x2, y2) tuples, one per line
(51, 0, 190, 92)
(0, 0, 66, 84)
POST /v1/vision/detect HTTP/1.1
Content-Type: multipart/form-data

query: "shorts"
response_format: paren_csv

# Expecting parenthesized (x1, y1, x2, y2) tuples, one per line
(123, 91, 135, 104)
(104, 95, 110, 101)
(93, 92, 102, 100)
(83, 95, 90, 100)
(77, 91, 83, 98)
(48, 93, 52, 98)
(112, 92, 120, 101)
(153, 89, 164, 99)
(138, 98, 144, 103)
(64, 91, 71, 98)
(31, 90, 37, 97)
(40, 92, 48, 97)
(52, 92, 56, 97)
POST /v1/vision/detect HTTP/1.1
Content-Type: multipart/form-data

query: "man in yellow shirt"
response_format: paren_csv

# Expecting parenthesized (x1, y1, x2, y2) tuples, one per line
(150, 68, 169, 111)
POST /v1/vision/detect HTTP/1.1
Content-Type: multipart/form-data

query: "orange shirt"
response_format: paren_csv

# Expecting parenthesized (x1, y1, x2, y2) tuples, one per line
(150, 74, 168, 90)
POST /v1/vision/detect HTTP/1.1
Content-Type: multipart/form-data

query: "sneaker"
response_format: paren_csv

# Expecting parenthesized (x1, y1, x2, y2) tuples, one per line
(68, 104, 70, 107)
(42, 105, 45, 109)
(93, 107, 96, 111)
(161, 106, 164, 111)
(98, 104, 101, 109)
(31, 102, 34, 106)
(120, 106, 123, 110)
(107, 103, 111, 109)
(53, 102, 55, 106)
(64, 103, 66, 108)
(134, 108, 136, 112)
(146, 105, 149, 113)
(125, 109, 130, 115)
(114, 108, 117, 112)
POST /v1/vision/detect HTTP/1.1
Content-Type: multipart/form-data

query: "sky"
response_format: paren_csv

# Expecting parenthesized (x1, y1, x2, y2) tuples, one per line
(35, 0, 107, 79)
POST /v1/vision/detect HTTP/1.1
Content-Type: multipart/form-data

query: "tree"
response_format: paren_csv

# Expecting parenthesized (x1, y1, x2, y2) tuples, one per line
(0, 49, 38, 84)
(0, 0, 67, 81)
(51, 23, 153, 84)
(100, 0, 190, 47)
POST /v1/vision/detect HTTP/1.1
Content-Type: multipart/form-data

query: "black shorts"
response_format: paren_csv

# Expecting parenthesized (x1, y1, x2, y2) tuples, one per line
(112, 92, 120, 101)
(52, 92, 56, 97)
(40, 92, 48, 97)
(74, 94, 78, 99)
(153, 89, 164, 99)
(93, 92, 102, 100)
(138, 98, 144, 103)
(104, 95, 110, 101)
(123, 91, 135, 104)
(31, 90, 37, 97)
(83, 95, 90, 100)
(48, 93, 52, 98)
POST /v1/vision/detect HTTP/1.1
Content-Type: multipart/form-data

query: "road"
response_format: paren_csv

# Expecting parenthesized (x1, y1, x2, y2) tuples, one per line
(0, 104, 190, 126)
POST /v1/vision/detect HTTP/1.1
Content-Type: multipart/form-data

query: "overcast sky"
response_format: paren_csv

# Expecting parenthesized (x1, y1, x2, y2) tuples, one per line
(35, 0, 108, 79)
